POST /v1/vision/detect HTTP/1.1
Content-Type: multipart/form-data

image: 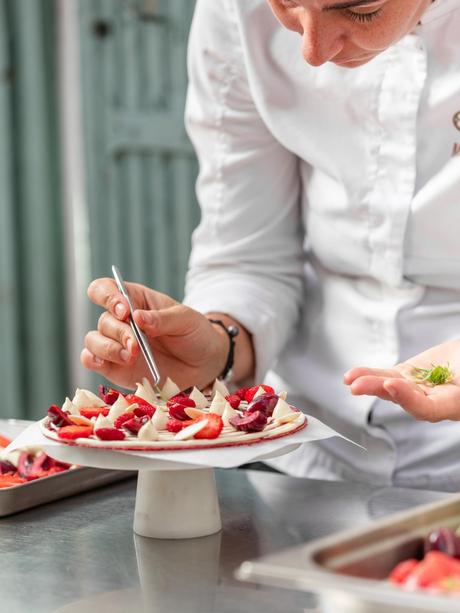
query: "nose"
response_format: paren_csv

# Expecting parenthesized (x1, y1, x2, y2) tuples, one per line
(299, 13, 344, 66)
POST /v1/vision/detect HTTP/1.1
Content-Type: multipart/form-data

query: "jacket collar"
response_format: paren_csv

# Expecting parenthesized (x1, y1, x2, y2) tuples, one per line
(419, 0, 460, 25)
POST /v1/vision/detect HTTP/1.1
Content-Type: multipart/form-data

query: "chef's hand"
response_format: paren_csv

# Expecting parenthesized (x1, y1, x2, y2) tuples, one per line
(80, 278, 230, 391)
(344, 340, 460, 422)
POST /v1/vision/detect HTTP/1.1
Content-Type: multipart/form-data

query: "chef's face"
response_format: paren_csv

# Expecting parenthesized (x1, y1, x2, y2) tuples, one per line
(267, 0, 432, 67)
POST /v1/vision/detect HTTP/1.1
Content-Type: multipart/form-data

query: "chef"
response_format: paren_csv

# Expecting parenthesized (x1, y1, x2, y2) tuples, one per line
(81, 0, 460, 491)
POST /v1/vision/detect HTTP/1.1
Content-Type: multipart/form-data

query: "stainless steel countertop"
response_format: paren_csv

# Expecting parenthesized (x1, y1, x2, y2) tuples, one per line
(0, 469, 448, 613)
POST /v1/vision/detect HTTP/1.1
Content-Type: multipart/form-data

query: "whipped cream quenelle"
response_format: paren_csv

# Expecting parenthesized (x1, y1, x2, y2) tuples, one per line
(41, 379, 307, 450)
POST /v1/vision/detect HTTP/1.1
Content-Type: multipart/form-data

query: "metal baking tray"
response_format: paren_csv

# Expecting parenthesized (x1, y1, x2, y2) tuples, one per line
(0, 419, 134, 516)
(237, 493, 460, 612)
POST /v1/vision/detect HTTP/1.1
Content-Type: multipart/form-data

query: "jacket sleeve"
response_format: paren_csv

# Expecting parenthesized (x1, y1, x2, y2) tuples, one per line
(183, 0, 305, 382)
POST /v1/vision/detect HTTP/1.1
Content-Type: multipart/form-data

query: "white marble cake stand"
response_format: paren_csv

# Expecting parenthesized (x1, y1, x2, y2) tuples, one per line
(42, 443, 226, 539)
(41, 441, 301, 540)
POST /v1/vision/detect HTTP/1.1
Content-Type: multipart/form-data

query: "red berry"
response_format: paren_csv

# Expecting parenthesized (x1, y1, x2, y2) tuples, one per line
(123, 416, 148, 434)
(234, 387, 249, 401)
(95, 428, 126, 441)
(58, 425, 94, 440)
(166, 418, 184, 433)
(168, 402, 191, 421)
(194, 414, 224, 440)
(47, 405, 73, 427)
(229, 410, 267, 432)
(167, 396, 196, 408)
(98, 385, 121, 405)
(114, 411, 134, 429)
(133, 405, 156, 418)
(245, 385, 275, 403)
(225, 394, 241, 409)
(246, 393, 278, 417)
(79, 407, 110, 419)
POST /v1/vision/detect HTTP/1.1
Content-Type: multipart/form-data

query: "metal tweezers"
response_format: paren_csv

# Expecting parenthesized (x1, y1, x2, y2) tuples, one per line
(112, 265, 161, 389)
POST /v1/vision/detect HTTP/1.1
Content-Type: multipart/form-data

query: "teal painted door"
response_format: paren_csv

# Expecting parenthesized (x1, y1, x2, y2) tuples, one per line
(0, 0, 68, 419)
(79, 0, 199, 301)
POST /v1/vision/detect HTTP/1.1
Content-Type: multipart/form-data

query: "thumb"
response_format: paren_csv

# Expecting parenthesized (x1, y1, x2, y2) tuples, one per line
(133, 305, 198, 338)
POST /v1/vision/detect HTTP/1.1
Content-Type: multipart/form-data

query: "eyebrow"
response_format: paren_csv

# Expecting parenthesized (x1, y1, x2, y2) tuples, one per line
(324, 0, 381, 10)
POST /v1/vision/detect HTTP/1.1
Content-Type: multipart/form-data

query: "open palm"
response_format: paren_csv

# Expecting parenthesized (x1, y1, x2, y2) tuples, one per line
(344, 340, 460, 422)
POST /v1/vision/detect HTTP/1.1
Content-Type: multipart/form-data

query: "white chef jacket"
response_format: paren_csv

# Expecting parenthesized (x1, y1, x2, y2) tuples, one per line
(183, 0, 460, 490)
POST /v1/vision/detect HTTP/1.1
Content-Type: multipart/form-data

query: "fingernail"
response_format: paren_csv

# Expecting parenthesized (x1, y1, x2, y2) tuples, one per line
(386, 385, 398, 398)
(140, 312, 153, 325)
(120, 349, 130, 362)
(115, 303, 126, 319)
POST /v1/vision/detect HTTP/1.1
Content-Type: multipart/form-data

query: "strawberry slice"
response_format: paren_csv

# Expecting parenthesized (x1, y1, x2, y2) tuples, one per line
(245, 385, 275, 403)
(0, 474, 26, 488)
(225, 394, 241, 409)
(389, 559, 419, 585)
(58, 425, 94, 440)
(114, 411, 135, 429)
(406, 551, 460, 588)
(79, 407, 110, 419)
(234, 387, 249, 401)
(95, 428, 125, 441)
(125, 394, 156, 411)
(193, 414, 223, 440)
(0, 435, 11, 448)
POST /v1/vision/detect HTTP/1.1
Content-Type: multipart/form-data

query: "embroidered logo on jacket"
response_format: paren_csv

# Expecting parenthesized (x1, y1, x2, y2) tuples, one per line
(453, 111, 460, 156)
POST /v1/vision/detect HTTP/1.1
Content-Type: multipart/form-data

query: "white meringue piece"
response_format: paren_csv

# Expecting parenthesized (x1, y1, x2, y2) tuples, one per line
(107, 395, 130, 421)
(253, 386, 267, 400)
(72, 388, 106, 409)
(222, 402, 238, 427)
(62, 397, 79, 415)
(189, 387, 207, 409)
(134, 380, 157, 406)
(137, 419, 159, 441)
(212, 379, 230, 398)
(94, 414, 113, 431)
(160, 377, 181, 400)
(174, 419, 208, 441)
(272, 397, 296, 422)
(209, 390, 226, 416)
(279, 390, 288, 401)
(151, 409, 169, 430)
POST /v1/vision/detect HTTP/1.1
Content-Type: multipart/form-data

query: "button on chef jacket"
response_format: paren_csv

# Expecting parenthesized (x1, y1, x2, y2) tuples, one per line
(183, 0, 460, 490)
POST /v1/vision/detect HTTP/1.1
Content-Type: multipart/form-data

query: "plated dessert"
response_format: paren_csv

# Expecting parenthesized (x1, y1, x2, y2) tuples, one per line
(389, 526, 460, 595)
(40, 378, 307, 451)
(0, 434, 72, 488)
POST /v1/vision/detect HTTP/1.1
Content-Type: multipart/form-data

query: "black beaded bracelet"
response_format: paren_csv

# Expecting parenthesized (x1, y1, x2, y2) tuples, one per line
(208, 319, 240, 383)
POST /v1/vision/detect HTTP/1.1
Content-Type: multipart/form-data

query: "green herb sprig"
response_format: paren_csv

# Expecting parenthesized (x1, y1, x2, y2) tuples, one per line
(412, 363, 454, 386)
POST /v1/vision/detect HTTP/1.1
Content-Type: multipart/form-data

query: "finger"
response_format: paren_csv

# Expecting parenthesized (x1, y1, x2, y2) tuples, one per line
(87, 278, 130, 320)
(80, 348, 105, 370)
(97, 312, 138, 354)
(381, 379, 460, 422)
(133, 304, 198, 337)
(344, 367, 401, 385)
(84, 330, 135, 365)
(348, 376, 395, 402)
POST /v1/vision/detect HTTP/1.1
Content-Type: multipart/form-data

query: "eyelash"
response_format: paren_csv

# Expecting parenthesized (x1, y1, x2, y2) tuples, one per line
(345, 8, 383, 23)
